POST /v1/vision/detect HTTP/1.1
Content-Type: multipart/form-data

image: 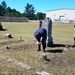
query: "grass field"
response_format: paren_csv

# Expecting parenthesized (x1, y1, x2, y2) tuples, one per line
(0, 21, 75, 75)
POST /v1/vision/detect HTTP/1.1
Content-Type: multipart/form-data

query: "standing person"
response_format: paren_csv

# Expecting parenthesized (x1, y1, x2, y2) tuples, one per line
(34, 28, 47, 52)
(39, 19, 42, 28)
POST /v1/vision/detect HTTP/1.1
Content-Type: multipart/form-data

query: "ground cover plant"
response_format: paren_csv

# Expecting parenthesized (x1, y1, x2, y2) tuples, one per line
(0, 21, 75, 75)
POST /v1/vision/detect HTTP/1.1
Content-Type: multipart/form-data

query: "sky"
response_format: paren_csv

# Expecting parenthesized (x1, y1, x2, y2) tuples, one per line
(0, 0, 75, 13)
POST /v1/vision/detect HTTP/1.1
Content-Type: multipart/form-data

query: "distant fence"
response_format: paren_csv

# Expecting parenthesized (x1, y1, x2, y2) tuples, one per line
(0, 16, 29, 22)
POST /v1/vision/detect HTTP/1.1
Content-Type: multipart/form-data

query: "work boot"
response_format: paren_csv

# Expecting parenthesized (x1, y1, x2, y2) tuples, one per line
(37, 44, 41, 51)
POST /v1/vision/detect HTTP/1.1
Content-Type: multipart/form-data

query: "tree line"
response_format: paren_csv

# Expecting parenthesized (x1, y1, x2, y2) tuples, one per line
(0, 1, 46, 20)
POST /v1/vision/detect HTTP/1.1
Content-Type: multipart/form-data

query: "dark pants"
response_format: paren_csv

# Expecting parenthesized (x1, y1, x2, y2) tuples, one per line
(39, 24, 42, 28)
(41, 37, 46, 49)
(36, 36, 46, 50)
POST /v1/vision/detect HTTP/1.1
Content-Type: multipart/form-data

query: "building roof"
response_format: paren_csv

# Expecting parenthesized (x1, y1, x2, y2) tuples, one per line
(46, 8, 75, 12)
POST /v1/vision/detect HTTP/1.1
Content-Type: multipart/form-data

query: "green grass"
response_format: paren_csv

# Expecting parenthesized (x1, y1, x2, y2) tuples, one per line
(0, 22, 75, 75)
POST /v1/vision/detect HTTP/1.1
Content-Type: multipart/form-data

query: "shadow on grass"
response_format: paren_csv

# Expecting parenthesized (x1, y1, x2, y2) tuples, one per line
(49, 43, 74, 48)
(46, 49, 63, 53)
(49, 44, 65, 47)
(0, 29, 7, 31)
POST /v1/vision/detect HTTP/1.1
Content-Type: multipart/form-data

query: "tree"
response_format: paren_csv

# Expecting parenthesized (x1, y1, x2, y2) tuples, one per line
(11, 9, 21, 17)
(1, 1, 7, 9)
(5, 7, 21, 17)
(5, 7, 12, 16)
(36, 12, 46, 20)
(0, 5, 4, 16)
(1, 1, 7, 15)
(24, 3, 36, 20)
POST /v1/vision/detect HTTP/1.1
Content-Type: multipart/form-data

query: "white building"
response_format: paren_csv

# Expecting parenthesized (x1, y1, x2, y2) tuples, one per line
(46, 8, 75, 23)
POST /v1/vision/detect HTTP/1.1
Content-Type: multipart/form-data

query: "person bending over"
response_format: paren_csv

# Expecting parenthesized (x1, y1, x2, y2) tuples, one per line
(34, 28, 47, 52)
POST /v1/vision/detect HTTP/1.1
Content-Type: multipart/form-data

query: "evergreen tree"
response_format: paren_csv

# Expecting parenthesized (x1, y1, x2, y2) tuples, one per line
(24, 3, 36, 20)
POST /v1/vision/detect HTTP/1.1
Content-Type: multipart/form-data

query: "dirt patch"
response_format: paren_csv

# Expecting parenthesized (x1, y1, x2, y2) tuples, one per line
(0, 40, 24, 45)
(4, 42, 36, 51)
